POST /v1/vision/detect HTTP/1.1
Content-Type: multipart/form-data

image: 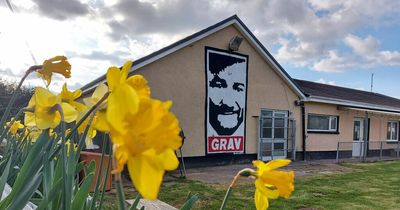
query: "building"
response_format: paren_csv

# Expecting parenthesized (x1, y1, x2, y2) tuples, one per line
(81, 15, 400, 166)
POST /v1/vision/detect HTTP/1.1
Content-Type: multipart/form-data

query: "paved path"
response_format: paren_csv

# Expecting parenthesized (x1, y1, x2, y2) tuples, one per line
(169, 159, 353, 184)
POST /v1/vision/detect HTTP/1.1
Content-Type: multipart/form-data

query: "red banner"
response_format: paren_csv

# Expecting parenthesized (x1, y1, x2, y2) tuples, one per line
(207, 136, 244, 153)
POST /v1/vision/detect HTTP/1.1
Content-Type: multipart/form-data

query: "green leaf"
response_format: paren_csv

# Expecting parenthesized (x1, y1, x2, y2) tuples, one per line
(0, 131, 50, 208)
(6, 172, 42, 210)
(36, 178, 63, 210)
(89, 134, 107, 210)
(71, 172, 94, 210)
(180, 194, 198, 210)
(0, 155, 12, 199)
(128, 194, 142, 210)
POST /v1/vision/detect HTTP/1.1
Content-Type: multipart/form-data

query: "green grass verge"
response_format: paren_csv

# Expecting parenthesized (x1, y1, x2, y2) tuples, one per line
(102, 161, 400, 210)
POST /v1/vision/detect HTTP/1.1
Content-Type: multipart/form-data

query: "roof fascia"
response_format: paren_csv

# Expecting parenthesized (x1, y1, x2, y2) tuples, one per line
(304, 96, 400, 113)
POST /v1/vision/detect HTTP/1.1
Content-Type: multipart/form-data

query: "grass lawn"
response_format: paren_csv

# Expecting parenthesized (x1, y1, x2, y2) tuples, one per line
(102, 161, 400, 210)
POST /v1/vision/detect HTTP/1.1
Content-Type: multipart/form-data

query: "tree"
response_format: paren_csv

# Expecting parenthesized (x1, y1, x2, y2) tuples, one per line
(0, 79, 34, 118)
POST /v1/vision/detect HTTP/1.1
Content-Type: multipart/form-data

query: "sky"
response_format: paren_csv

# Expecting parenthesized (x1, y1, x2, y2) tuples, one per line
(0, 0, 400, 99)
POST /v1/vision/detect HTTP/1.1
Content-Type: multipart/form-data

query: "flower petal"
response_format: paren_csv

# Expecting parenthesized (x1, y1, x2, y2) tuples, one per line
(35, 107, 61, 129)
(126, 74, 150, 98)
(120, 61, 133, 82)
(61, 102, 78, 123)
(260, 170, 295, 198)
(127, 150, 164, 200)
(159, 149, 179, 171)
(35, 87, 57, 106)
(92, 83, 109, 102)
(266, 159, 291, 170)
(24, 112, 36, 127)
(254, 188, 269, 210)
(106, 84, 139, 134)
(255, 179, 280, 199)
(106, 66, 121, 91)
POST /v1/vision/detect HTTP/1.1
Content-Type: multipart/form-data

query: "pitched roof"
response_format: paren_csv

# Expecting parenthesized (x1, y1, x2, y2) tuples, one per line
(294, 79, 400, 112)
(81, 15, 305, 98)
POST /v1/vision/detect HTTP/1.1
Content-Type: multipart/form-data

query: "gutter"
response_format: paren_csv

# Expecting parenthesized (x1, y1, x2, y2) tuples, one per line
(304, 96, 400, 113)
(295, 100, 307, 161)
(300, 102, 306, 161)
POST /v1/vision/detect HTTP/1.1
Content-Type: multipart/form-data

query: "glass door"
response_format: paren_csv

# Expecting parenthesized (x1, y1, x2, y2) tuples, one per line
(259, 110, 288, 161)
(352, 118, 364, 157)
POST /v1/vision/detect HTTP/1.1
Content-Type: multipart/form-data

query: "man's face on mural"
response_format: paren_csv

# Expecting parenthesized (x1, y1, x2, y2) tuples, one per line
(208, 62, 245, 135)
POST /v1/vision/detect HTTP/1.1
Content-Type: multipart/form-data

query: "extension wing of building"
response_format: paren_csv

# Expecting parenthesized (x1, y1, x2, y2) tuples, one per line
(81, 15, 400, 165)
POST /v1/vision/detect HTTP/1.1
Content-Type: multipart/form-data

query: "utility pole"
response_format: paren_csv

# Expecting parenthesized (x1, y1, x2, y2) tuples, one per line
(370, 73, 374, 92)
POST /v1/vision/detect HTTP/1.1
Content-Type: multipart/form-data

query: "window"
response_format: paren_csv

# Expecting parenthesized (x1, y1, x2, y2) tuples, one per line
(387, 121, 398, 141)
(261, 110, 287, 139)
(307, 114, 338, 132)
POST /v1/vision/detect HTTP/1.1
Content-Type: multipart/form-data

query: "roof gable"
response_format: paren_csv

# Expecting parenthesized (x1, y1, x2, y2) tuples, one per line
(81, 15, 305, 98)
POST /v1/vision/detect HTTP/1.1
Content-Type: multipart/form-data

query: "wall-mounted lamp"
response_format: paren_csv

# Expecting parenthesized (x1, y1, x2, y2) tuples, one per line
(228, 35, 243, 52)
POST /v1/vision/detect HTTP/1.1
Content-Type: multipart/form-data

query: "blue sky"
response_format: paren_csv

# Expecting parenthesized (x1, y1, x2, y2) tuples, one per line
(0, 0, 399, 99)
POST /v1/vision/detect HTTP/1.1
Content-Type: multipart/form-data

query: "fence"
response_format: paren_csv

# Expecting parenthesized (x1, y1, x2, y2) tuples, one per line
(336, 141, 400, 162)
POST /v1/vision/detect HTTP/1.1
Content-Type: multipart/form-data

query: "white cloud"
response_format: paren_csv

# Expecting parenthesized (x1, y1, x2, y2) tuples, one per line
(314, 34, 400, 72)
(1, 0, 400, 92)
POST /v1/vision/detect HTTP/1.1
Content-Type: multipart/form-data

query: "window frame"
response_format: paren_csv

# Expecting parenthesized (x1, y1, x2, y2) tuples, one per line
(307, 114, 339, 134)
(386, 121, 399, 142)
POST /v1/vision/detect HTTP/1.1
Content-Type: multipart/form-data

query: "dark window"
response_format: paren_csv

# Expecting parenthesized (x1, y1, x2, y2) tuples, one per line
(308, 114, 338, 132)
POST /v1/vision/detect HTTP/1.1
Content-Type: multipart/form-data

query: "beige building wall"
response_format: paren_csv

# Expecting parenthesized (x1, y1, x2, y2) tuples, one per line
(305, 102, 400, 151)
(131, 25, 302, 157)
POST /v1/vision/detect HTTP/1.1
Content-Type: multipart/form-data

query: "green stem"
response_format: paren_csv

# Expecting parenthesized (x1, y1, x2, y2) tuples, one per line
(98, 139, 112, 208)
(0, 65, 41, 131)
(220, 173, 242, 210)
(113, 149, 127, 210)
(89, 133, 107, 210)
(116, 171, 127, 210)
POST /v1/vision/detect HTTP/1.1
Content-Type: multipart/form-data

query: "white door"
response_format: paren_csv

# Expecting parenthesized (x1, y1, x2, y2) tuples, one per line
(352, 118, 364, 157)
(259, 110, 288, 161)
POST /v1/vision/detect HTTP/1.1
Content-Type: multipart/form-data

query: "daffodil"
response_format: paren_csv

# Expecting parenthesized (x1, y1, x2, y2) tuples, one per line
(252, 160, 295, 210)
(24, 87, 78, 129)
(105, 62, 181, 199)
(6, 118, 24, 135)
(37, 56, 71, 87)
(110, 97, 181, 199)
(59, 83, 86, 112)
(111, 99, 181, 199)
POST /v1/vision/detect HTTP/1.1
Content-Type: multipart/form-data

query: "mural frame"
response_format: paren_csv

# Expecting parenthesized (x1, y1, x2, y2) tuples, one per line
(204, 46, 249, 155)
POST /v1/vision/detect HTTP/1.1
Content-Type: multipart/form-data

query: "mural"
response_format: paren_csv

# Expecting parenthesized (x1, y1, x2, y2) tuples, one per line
(205, 47, 248, 154)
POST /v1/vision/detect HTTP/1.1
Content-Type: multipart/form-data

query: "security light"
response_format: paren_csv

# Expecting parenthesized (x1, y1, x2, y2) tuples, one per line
(228, 35, 243, 51)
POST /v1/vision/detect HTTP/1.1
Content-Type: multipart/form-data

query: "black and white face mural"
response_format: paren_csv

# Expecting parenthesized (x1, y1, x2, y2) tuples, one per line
(205, 47, 248, 154)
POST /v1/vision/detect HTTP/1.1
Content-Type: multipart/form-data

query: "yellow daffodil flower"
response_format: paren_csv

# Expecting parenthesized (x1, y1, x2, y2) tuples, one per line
(37, 56, 71, 87)
(106, 61, 139, 134)
(111, 97, 181, 200)
(24, 87, 78, 129)
(104, 63, 181, 200)
(6, 118, 24, 135)
(59, 83, 86, 112)
(252, 160, 295, 210)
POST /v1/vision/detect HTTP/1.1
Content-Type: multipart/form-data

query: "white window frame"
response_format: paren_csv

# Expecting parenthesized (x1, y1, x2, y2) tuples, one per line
(307, 114, 338, 132)
(386, 121, 398, 142)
